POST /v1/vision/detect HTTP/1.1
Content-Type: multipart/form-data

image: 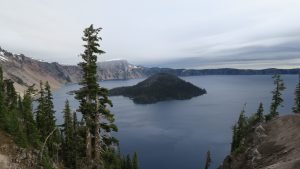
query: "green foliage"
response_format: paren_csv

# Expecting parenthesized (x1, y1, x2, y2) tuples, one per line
(293, 73, 300, 114)
(231, 106, 248, 154)
(75, 24, 118, 166)
(39, 155, 55, 169)
(256, 102, 264, 123)
(0, 67, 6, 129)
(132, 152, 139, 169)
(126, 154, 133, 169)
(204, 150, 212, 169)
(232, 144, 247, 156)
(36, 81, 60, 159)
(62, 100, 77, 168)
(21, 86, 40, 147)
(248, 103, 265, 128)
(267, 74, 285, 120)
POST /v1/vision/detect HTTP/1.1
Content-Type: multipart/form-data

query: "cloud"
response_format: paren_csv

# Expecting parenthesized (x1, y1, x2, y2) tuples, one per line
(0, 0, 300, 68)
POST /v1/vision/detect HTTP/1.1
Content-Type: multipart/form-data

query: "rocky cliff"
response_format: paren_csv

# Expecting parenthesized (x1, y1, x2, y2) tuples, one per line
(0, 47, 144, 93)
(218, 114, 300, 169)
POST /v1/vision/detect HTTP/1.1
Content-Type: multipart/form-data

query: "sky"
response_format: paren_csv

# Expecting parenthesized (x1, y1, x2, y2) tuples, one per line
(1, 0, 300, 69)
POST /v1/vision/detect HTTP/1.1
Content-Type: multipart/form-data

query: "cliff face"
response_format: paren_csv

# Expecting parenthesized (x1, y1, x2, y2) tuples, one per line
(0, 47, 144, 93)
(0, 47, 74, 93)
(96, 60, 144, 80)
(218, 114, 300, 169)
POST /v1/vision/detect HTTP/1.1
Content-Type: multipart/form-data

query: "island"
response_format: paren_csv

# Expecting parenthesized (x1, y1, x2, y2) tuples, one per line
(109, 73, 207, 104)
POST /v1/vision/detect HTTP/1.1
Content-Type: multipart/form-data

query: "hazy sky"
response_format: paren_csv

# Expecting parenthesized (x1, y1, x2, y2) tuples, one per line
(1, 0, 300, 69)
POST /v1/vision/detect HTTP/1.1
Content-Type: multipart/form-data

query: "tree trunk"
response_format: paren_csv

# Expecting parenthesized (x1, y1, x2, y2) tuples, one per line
(86, 95, 92, 161)
(94, 94, 102, 168)
(86, 129, 92, 160)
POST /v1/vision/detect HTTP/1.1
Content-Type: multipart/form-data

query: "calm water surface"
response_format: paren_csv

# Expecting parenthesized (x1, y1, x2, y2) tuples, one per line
(53, 75, 298, 169)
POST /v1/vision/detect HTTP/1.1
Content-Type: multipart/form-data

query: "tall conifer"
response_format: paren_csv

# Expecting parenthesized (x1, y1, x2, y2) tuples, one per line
(75, 24, 118, 168)
(268, 74, 285, 120)
(132, 152, 139, 169)
(62, 100, 76, 168)
(23, 85, 40, 146)
(255, 102, 264, 124)
(204, 150, 212, 169)
(293, 73, 300, 113)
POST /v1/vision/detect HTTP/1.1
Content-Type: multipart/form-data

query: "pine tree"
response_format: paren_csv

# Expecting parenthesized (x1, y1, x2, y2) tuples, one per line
(293, 73, 300, 114)
(75, 24, 118, 168)
(237, 108, 247, 143)
(62, 100, 76, 168)
(126, 155, 133, 169)
(231, 107, 248, 153)
(255, 102, 264, 124)
(268, 74, 285, 120)
(36, 81, 46, 136)
(44, 81, 60, 160)
(22, 85, 40, 146)
(231, 124, 238, 153)
(204, 150, 212, 169)
(0, 66, 6, 129)
(3, 79, 19, 134)
(132, 152, 139, 169)
(36, 81, 60, 159)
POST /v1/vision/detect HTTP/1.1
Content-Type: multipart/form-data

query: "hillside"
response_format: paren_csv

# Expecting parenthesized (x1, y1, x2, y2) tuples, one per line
(0, 47, 143, 93)
(218, 114, 300, 169)
(109, 73, 206, 104)
(0, 129, 39, 169)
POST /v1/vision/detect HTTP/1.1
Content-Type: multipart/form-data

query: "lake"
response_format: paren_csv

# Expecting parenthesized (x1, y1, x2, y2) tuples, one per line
(53, 75, 298, 169)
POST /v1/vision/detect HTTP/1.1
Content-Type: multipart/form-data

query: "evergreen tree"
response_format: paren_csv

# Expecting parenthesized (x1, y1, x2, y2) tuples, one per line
(36, 81, 60, 159)
(22, 85, 40, 146)
(204, 150, 212, 169)
(75, 24, 118, 168)
(62, 100, 76, 168)
(36, 81, 46, 135)
(230, 124, 238, 153)
(0, 66, 6, 129)
(293, 73, 300, 114)
(126, 155, 133, 169)
(3, 79, 19, 134)
(255, 102, 264, 124)
(132, 152, 139, 169)
(44, 82, 60, 158)
(268, 74, 285, 120)
(237, 108, 247, 144)
(15, 95, 28, 147)
(231, 107, 248, 153)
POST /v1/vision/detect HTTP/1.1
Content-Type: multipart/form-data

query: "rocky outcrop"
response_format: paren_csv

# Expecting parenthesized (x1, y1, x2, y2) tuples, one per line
(0, 129, 39, 169)
(96, 60, 144, 80)
(218, 114, 300, 169)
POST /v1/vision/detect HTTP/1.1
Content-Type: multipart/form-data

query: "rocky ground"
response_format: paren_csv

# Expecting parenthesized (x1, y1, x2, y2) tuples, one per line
(218, 114, 300, 169)
(0, 129, 39, 169)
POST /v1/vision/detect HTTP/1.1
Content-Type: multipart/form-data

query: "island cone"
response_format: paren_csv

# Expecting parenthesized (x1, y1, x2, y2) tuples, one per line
(109, 73, 206, 104)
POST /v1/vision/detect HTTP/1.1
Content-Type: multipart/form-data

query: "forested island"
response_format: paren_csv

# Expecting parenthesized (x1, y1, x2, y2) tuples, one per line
(109, 73, 207, 104)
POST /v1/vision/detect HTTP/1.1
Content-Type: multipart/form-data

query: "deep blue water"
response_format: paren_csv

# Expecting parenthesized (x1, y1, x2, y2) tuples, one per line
(52, 75, 298, 169)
